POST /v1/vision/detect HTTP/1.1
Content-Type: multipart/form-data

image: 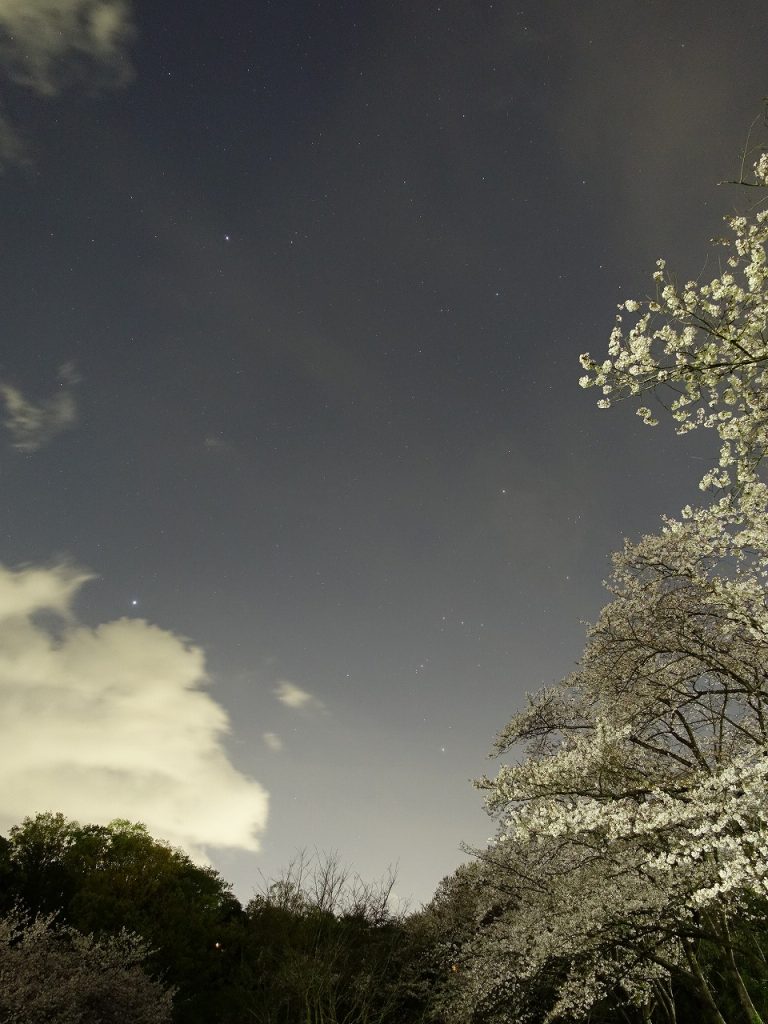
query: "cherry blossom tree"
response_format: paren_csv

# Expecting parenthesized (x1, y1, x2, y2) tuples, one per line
(579, 147, 768, 504)
(0, 909, 174, 1023)
(456, 513, 768, 1024)
(451, 141, 768, 1024)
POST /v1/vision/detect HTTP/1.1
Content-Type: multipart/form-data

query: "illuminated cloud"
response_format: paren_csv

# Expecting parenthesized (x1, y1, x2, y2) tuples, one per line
(0, 0, 135, 94)
(262, 732, 283, 752)
(0, 0, 135, 164)
(0, 367, 79, 452)
(0, 562, 269, 859)
(273, 680, 323, 711)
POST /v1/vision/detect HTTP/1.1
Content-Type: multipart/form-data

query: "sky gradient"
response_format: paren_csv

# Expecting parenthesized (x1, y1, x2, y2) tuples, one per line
(1, 0, 767, 908)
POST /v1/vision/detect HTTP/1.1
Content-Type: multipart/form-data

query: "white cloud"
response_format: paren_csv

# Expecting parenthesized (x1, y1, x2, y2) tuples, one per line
(0, 0, 135, 95)
(0, 562, 269, 859)
(273, 679, 323, 711)
(0, 366, 78, 451)
(262, 732, 283, 752)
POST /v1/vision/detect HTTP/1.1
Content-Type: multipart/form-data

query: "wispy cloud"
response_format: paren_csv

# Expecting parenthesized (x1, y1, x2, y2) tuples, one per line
(0, 0, 135, 94)
(274, 680, 324, 711)
(0, 0, 136, 164)
(262, 732, 283, 752)
(0, 562, 269, 859)
(0, 365, 79, 452)
(203, 433, 233, 454)
(0, 109, 29, 169)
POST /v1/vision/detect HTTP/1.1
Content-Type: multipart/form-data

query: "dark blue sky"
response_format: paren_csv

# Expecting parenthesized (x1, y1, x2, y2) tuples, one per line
(0, 0, 766, 907)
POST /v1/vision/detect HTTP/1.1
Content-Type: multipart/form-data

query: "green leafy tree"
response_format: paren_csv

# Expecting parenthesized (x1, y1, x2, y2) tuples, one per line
(2, 813, 244, 1024)
(401, 863, 494, 1022)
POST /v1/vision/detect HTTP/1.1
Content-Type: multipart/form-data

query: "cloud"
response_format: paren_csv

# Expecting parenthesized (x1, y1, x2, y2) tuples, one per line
(0, 562, 269, 859)
(0, 365, 79, 451)
(0, 108, 28, 168)
(262, 732, 283, 752)
(273, 680, 323, 711)
(0, 0, 135, 165)
(203, 433, 233, 454)
(0, 0, 135, 95)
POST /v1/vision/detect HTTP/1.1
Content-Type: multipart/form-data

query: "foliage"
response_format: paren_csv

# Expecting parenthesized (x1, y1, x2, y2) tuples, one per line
(463, 514, 768, 1023)
(240, 850, 422, 1024)
(0, 822, 431, 1024)
(1, 813, 243, 1024)
(403, 862, 500, 1021)
(0, 908, 174, 1024)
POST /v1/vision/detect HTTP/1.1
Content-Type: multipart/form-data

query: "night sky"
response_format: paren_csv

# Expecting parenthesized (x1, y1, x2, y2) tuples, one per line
(1, 0, 767, 909)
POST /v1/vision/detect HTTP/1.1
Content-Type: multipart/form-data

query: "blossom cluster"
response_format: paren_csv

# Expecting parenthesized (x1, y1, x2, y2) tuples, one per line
(579, 153, 768, 502)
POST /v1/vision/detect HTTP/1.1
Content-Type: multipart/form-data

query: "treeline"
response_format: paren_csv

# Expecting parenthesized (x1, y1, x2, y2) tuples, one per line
(0, 812, 445, 1023)
(3, 812, 765, 1024)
